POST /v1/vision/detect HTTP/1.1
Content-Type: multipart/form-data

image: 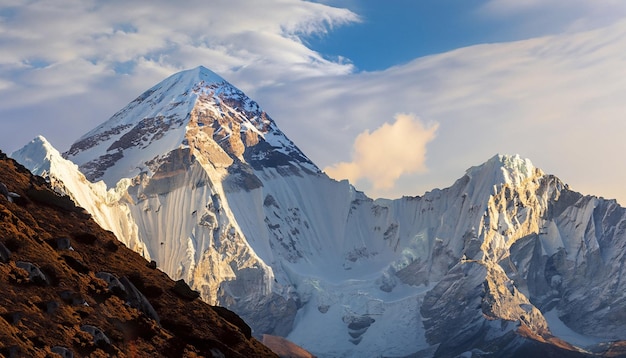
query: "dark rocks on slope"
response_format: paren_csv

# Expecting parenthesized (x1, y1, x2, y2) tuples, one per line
(172, 279, 201, 300)
(95, 271, 127, 297)
(15, 261, 49, 286)
(51, 346, 74, 358)
(212, 305, 252, 339)
(46, 236, 73, 250)
(58, 290, 86, 306)
(25, 187, 77, 211)
(80, 324, 111, 346)
(0, 182, 8, 199)
(1, 311, 23, 325)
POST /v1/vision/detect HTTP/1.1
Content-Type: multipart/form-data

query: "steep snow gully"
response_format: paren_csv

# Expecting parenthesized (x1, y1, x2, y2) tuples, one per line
(11, 66, 626, 357)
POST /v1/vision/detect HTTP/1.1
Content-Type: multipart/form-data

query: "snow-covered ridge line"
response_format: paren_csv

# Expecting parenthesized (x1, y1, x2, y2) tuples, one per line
(10, 136, 147, 256)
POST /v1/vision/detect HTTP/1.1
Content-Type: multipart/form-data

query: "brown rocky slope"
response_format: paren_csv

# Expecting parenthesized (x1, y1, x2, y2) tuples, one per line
(0, 150, 277, 357)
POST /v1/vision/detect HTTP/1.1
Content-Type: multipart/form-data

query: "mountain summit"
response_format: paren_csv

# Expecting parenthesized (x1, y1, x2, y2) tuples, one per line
(466, 154, 538, 186)
(12, 67, 626, 357)
(64, 65, 317, 186)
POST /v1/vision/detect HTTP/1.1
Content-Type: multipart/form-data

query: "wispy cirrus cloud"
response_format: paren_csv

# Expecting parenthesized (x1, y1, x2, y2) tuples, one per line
(257, 19, 626, 203)
(479, 0, 626, 34)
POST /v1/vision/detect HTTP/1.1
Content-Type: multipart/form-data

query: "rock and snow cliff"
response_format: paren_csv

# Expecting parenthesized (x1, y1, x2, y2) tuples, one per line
(11, 66, 626, 357)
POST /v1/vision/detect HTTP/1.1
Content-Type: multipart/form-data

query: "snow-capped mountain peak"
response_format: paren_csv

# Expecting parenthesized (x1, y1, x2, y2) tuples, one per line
(64, 65, 317, 186)
(71, 66, 227, 141)
(467, 154, 538, 186)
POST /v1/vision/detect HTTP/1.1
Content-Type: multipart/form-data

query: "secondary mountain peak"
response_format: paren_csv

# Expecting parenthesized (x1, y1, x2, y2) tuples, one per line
(63, 66, 317, 186)
(11, 135, 76, 185)
(465, 153, 540, 189)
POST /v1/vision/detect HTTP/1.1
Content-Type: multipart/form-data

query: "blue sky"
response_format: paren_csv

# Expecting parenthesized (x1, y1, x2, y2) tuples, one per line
(1, 0, 626, 204)
(306, 0, 617, 71)
(307, 0, 502, 71)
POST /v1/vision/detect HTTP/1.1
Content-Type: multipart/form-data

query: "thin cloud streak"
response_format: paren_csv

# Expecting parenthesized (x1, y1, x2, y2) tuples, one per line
(479, 0, 626, 34)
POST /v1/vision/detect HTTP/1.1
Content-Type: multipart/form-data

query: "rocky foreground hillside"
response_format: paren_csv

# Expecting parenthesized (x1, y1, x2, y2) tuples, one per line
(0, 151, 277, 357)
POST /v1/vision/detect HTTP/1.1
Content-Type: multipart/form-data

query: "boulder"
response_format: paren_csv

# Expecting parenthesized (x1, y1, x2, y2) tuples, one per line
(58, 290, 86, 306)
(171, 279, 200, 300)
(51, 346, 74, 358)
(80, 324, 111, 346)
(119, 276, 160, 324)
(36, 300, 59, 314)
(95, 272, 126, 296)
(1, 311, 22, 325)
(0, 182, 8, 199)
(47, 237, 73, 250)
(0, 182, 21, 204)
(15, 261, 49, 285)
(0, 241, 11, 263)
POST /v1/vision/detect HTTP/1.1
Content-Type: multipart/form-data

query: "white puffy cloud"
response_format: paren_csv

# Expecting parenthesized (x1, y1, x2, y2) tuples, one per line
(324, 114, 438, 195)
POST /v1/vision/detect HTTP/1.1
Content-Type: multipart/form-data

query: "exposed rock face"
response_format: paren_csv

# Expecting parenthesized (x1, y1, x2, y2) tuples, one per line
(222, 293, 298, 337)
(10, 66, 626, 357)
(504, 186, 626, 339)
(119, 276, 161, 324)
(416, 159, 626, 356)
(39, 67, 316, 339)
(0, 151, 277, 357)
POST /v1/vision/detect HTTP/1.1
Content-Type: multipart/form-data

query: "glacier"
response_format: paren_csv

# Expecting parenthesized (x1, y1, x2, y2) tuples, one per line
(11, 66, 626, 357)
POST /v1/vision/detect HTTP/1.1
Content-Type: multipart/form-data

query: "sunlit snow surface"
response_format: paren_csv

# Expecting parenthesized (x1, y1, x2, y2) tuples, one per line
(10, 136, 147, 256)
